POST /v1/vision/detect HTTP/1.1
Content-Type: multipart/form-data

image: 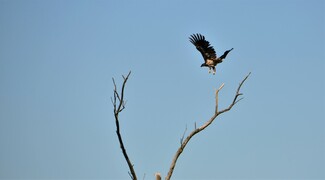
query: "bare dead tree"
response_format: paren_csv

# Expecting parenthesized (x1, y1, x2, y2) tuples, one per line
(112, 71, 251, 180)
(111, 71, 137, 180)
(165, 72, 251, 180)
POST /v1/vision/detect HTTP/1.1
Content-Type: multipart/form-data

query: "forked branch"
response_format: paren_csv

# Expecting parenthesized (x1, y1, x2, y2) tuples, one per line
(112, 71, 137, 180)
(165, 72, 251, 180)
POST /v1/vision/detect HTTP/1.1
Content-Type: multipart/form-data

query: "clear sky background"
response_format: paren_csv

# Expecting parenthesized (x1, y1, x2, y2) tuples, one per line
(0, 0, 324, 179)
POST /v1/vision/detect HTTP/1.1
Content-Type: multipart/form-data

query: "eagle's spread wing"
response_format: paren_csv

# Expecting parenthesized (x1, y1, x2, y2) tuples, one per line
(219, 48, 234, 60)
(189, 34, 217, 61)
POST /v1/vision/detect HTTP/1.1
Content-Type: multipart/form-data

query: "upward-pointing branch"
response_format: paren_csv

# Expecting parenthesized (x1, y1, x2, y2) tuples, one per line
(112, 71, 137, 180)
(165, 72, 251, 180)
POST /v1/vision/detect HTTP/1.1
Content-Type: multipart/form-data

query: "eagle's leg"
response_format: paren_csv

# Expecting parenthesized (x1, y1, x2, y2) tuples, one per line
(212, 67, 216, 75)
(208, 67, 211, 73)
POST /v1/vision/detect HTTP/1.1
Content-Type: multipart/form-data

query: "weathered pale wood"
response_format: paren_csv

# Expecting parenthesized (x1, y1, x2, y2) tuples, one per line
(165, 72, 251, 180)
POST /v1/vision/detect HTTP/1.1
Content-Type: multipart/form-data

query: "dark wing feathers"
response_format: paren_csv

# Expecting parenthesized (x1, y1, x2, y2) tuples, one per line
(219, 48, 234, 59)
(189, 33, 217, 61)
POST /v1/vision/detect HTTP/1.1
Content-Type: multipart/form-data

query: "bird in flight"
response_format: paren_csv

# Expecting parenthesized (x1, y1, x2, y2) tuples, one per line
(189, 33, 233, 75)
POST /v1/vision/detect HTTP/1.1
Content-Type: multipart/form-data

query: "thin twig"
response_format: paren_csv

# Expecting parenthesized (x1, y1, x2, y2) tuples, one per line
(180, 125, 187, 144)
(215, 83, 225, 114)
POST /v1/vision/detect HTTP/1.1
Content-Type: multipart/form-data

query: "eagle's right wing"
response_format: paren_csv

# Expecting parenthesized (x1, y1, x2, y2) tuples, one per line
(189, 33, 217, 61)
(219, 48, 234, 60)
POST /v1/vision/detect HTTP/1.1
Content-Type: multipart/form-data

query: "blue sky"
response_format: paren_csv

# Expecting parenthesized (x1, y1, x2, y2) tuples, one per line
(0, 0, 324, 179)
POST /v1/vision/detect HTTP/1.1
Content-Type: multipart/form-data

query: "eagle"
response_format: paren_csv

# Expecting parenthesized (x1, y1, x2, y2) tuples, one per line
(189, 33, 233, 75)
